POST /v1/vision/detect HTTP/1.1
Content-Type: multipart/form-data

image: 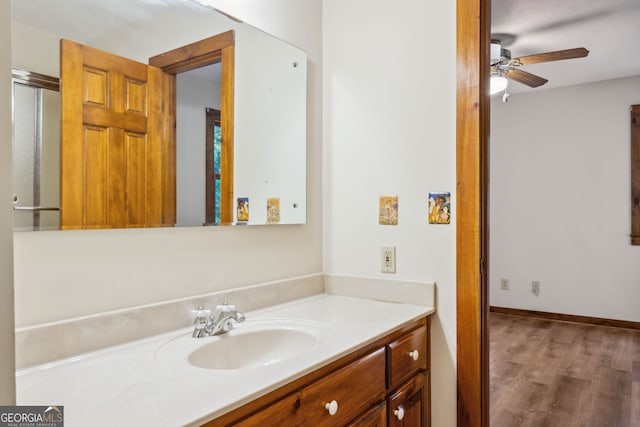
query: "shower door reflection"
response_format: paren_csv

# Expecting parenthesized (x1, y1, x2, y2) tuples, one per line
(12, 69, 60, 231)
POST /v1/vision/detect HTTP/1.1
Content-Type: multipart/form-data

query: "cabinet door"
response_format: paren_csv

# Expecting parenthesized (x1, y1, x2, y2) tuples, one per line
(388, 373, 425, 427)
(347, 402, 387, 427)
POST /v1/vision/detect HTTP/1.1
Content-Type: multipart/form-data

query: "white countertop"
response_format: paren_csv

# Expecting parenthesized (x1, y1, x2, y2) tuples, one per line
(16, 294, 434, 427)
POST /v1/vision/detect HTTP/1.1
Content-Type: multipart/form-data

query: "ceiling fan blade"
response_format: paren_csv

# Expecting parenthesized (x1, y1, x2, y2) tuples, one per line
(503, 68, 548, 88)
(514, 47, 589, 65)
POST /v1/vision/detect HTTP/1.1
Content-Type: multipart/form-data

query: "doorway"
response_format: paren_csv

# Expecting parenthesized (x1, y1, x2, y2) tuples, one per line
(456, 0, 490, 425)
(150, 30, 235, 225)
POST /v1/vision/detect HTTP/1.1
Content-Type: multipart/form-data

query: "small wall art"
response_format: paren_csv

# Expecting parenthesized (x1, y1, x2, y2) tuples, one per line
(237, 197, 249, 222)
(379, 195, 398, 225)
(428, 192, 451, 224)
(266, 197, 281, 224)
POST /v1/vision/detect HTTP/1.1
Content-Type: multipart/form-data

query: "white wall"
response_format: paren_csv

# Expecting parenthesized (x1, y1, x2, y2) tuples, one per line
(0, 0, 16, 404)
(12, 0, 323, 327)
(11, 21, 60, 77)
(322, 1, 457, 426)
(490, 75, 640, 322)
(176, 69, 221, 226)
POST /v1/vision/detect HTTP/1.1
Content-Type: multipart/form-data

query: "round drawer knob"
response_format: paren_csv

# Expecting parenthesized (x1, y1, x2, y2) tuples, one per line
(409, 350, 419, 361)
(325, 400, 338, 416)
(394, 406, 405, 420)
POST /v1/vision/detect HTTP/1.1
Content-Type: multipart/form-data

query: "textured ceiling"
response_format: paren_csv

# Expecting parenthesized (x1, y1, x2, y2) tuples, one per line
(13, 0, 640, 94)
(11, 0, 212, 44)
(11, 0, 223, 79)
(492, 0, 640, 93)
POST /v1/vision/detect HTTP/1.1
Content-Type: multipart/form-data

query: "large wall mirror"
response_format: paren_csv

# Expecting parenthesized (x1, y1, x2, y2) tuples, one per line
(11, 0, 307, 231)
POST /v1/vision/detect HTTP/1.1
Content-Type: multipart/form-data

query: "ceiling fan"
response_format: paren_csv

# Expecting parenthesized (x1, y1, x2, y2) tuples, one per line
(490, 39, 589, 96)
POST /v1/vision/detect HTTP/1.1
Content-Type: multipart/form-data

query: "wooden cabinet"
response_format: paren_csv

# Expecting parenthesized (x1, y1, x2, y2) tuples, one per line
(347, 402, 387, 427)
(388, 373, 427, 427)
(387, 325, 428, 390)
(234, 348, 386, 427)
(210, 317, 431, 427)
(387, 325, 429, 427)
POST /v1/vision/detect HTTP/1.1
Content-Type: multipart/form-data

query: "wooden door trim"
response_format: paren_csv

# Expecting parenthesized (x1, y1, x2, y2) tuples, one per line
(205, 108, 221, 224)
(60, 40, 84, 229)
(219, 45, 234, 225)
(161, 73, 177, 225)
(149, 30, 234, 73)
(631, 105, 640, 245)
(456, 0, 490, 425)
(490, 306, 640, 331)
(150, 31, 235, 226)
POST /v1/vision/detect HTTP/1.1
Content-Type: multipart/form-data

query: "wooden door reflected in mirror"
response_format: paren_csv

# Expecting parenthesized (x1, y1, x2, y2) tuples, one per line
(60, 39, 172, 229)
(58, 32, 235, 229)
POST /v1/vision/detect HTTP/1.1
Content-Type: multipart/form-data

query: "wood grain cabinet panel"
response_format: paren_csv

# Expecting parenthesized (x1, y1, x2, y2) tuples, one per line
(233, 348, 386, 427)
(301, 347, 386, 426)
(387, 325, 428, 390)
(388, 373, 426, 427)
(347, 402, 387, 427)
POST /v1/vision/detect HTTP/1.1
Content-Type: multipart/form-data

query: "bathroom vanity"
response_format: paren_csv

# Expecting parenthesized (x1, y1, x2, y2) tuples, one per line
(215, 317, 430, 427)
(16, 292, 434, 426)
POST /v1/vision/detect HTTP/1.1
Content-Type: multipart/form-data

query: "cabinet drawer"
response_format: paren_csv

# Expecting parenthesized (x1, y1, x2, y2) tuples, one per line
(388, 373, 425, 427)
(387, 325, 427, 389)
(234, 347, 386, 427)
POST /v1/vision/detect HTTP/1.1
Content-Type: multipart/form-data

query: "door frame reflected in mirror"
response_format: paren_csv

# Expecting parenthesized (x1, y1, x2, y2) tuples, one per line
(150, 30, 235, 225)
(205, 107, 222, 225)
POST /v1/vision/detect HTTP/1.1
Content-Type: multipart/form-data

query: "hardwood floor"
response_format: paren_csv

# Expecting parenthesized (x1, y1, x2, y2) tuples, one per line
(490, 313, 640, 427)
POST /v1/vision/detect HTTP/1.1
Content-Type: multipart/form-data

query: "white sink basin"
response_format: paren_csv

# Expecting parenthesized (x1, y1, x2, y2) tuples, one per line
(188, 328, 317, 369)
(155, 319, 332, 371)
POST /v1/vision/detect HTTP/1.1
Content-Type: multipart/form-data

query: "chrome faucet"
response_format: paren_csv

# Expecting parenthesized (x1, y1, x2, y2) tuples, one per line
(191, 302, 245, 338)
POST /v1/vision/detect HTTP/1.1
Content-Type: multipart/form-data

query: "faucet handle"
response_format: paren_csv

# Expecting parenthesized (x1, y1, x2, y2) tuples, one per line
(191, 307, 212, 338)
(235, 311, 246, 323)
(216, 302, 235, 312)
(192, 307, 212, 317)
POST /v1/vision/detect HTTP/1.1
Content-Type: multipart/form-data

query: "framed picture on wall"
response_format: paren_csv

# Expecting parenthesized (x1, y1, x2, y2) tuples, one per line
(428, 192, 451, 224)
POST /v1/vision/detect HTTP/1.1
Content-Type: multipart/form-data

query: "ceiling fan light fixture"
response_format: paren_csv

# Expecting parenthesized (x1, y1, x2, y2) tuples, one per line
(490, 40, 502, 65)
(489, 74, 508, 95)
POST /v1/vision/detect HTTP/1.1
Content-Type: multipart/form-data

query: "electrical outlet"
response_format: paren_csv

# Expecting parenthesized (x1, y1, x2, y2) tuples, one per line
(500, 278, 509, 290)
(381, 246, 396, 273)
(532, 281, 540, 296)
